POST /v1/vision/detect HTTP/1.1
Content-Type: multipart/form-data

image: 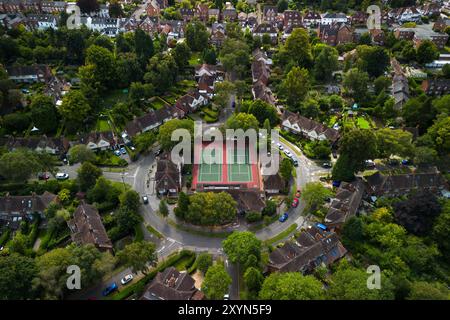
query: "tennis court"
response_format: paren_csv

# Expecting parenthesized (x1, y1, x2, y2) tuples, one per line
(198, 148, 222, 182)
(227, 147, 252, 182)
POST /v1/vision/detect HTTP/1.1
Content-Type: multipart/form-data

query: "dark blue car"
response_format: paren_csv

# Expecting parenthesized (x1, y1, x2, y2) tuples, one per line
(279, 213, 288, 222)
(102, 283, 118, 296)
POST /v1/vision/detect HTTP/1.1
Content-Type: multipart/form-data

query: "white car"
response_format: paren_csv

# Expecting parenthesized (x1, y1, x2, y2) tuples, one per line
(121, 274, 133, 285)
(276, 143, 283, 150)
(55, 172, 69, 180)
(223, 294, 230, 300)
(284, 150, 292, 158)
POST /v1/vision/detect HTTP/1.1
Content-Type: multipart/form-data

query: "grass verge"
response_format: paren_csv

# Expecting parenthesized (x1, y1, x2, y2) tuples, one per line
(264, 223, 298, 246)
(167, 219, 232, 238)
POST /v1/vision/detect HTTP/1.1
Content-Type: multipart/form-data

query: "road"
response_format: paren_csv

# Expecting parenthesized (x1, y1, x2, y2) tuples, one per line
(131, 0, 149, 21)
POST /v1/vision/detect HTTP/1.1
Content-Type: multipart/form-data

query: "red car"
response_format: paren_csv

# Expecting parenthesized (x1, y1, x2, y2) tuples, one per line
(292, 198, 299, 208)
(295, 190, 301, 198)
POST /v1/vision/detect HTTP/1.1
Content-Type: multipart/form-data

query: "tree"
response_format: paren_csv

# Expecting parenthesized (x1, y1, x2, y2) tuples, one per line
(425, 116, 450, 156)
(159, 199, 169, 217)
(172, 41, 191, 69)
(77, 161, 102, 191)
(313, 44, 338, 82)
(416, 40, 439, 64)
(301, 182, 333, 211)
(108, 0, 123, 17)
(244, 267, 264, 294)
(68, 144, 95, 164)
(133, 131, 156, 154)
(246, 99, 279, 126)
(327, 262, 395, 300)
(0, 149, 41, 182)
(81, 45, 117, 93)
(375, 128, 414, 159)
(413, 146, 438, 166)
(225, 113, 259, 130)
(77, 0, 99, 14)
(341, 216, 365, 249)
(432, 200, 450, 262)
(432, 95, 450, 115)
(129, 82, 154, 105)
(213, 80, 235, 109)
(196, 253, 213, 274)
(29, 94, 58, 134)
(343, 68, 369, 103)
(117, 241, 156, 274)
(259, 272, 324, 300)
(87, 176, 121, 206)
(174, 191, 190, 219)
(0, 253, 37, 300)
(278, 28, 312, 69)
(223, 231, 262, 265)
(374, 76, 391, 95)
(134, 28, 154, 65)
(442, 63, 450, 78)
(2, 113, 30, 134)
(357, 45, 390, 78)
(202, 263, 231, 300)
(407, 281, 449, 300)
(262, 199, 277, 216)
(116, 53, 144, 88)
(280, 66, 310, 106)
(144, 53, 178, 94)
(119, 189, 141, 213)
(185, 192, 237, 225)
(279, 158, 293, 183)
(202, 47, 217, 65)
(393, 190, 441, 236)
(59, 90, 91, 133)
(157, 118, 194, 151)
(277, 0, 288, 12)
(219, 39, 250, 78)
(402, 96, 435, 132)
(186, 21, 209, 52)
(333, 128, 377, 179)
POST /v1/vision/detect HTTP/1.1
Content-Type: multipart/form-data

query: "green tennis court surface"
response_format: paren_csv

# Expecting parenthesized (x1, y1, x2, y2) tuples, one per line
(198, 148, 222, 182)
(227, 147, 252, 182)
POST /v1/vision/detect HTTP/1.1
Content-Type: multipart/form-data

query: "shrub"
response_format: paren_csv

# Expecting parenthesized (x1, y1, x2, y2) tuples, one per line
(245, 211, 262, 223)
(196, 253, 213, 274)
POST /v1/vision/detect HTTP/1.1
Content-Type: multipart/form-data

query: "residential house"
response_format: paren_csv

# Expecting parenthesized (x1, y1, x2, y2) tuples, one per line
(281, 110, 340, 144)
(267, 225, 347, 274)
(0, 0, 22, 13)
(141, 267, 204, 300)
(263, 5, 277, 23)
(433, 16, 450, 32)
(78, 131, 117, 152)
(197, 74, 215, 98)
(210, 22, 226, 46)
(321, 12, 348, 25)
(27, 13, 58, 30)
(246, 12, 257, 28)
(0, 191, 58, 231)
(67, 202, 113, 252)
(155, 158, 181, 196)
(22, 0, 41, 12)
(41, 1, 66, 13)
(303, 10, 321, 27)
(317, 22, 353, 46)
(6, 135, 69, 155)
(369, 28, 385, 45)
(0, 12, 27, 29)
(418, 2, 441, 17)
(228, 190, 266, 213)
(324, 179, 365, 232)
(222, 5, 237, 22)
(395, 25, 449, 49)
(6, 64, 52, 83)
(253, 22, 278, 43)
(195, 64, 217, 79)
(350, 11, 368, 26)
(208, 8, 219, 22)
(421, 78, 450, 95)
(391, 57, 409, 110)
(195, 3, 208, 22)
(125, 106, 174, 137)
(139, 16, 159, 34)
(179, 8, 195, 22)
(365, 169, 448, 197)
(175, 91, 208, 114)
(146, 0, 161, 17)
(263, 172, 284, 194)
(122, 17, 138, 32)
(283, 10, 302, 29)
(252, 80, 276, 106)
(389, 6, 421, 23)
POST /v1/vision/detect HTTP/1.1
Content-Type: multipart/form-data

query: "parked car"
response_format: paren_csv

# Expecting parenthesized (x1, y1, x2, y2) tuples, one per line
(365, 160, 375, 168)
(129, 146, 136, 151)
(223, 294, 230, 300)
(38, 172, 50, 180)
(292, 158, 298, 167)
(295, 190, 301, 198)
(401, 159, 410, 165)
(142, 195, 149, 204)
(120, 274, 134, 285)
(55, 172, 69, 180)
(276, 143, 283, 150)
(114, 149, 121, 156)
(322, 162, 332, 168)
(120, 147, 127, 154)
(154, 149, 162, 156)
(284, 150, 292, 158)
(292, 198, 299, 208)
(102, 283, 118, 296)
(279, 213, 289, 222)
(388, 159, 399, 166)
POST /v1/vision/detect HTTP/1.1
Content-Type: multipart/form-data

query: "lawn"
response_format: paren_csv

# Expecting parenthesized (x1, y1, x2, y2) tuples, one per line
(151, 97, 169, 110)
(96, 119, 111, 131)
(145, 223, 164, 239)
(356, 117, 371, 129)
(101, 89, 129, 109)
(264, 223, 298, 246)
(189, 52, 202, 67)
